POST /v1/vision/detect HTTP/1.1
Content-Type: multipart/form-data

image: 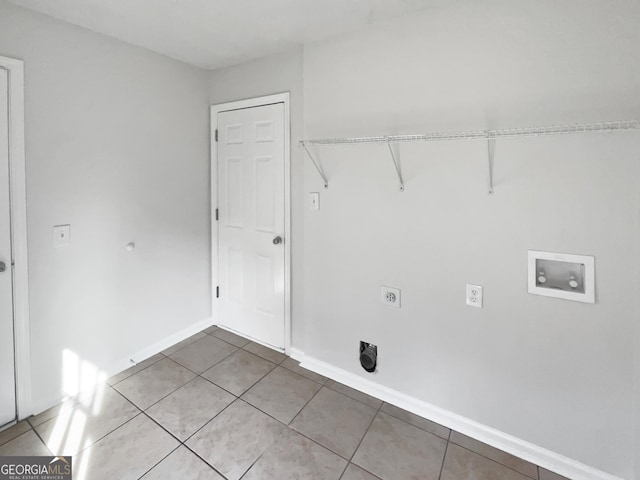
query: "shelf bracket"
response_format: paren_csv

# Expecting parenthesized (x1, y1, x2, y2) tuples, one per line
(301, 142, 328, 189)
(487, 137, 496, 195)
(386, 140, 405, 192)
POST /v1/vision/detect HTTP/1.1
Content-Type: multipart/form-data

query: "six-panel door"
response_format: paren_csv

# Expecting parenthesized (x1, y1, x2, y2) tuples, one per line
(217, 103, 286, 349)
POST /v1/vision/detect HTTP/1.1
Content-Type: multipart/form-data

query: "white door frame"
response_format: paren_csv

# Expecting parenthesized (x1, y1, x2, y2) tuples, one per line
(210, 93, 291, 354)
(0, 55, 31, 420)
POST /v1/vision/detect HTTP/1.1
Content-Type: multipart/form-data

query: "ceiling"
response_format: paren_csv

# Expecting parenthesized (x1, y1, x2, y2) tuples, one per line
(7, 0, 438, 70)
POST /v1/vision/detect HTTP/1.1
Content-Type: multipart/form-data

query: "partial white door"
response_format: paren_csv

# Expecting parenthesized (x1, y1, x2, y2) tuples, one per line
(217, 103, 285, 349)
(0, 68, 17, 426)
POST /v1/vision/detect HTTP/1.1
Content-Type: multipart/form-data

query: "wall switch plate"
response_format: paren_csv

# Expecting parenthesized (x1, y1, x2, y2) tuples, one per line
(53, 225, 71, 247)
(381, 286, 401, 308)
(309, 192, 320, 211)
(466, 284, 483, 308)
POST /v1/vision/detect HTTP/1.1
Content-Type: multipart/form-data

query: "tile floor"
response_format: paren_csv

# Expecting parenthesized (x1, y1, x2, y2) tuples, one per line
(0, 326, 571, 480)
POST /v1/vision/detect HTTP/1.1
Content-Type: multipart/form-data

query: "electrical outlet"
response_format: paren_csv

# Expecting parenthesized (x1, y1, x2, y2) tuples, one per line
(53, 225, 71, 247)
(381, 286, 401, 308)
(466, 284, 483, 308)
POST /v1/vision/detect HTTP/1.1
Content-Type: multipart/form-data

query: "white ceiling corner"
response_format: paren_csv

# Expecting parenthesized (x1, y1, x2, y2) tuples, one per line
(7, 0, 439, 70)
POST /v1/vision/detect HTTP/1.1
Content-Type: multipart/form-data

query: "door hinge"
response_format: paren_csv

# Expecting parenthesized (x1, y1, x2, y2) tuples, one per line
(216, 286, 219, 298)
(215, 208, 219, 221)
(215, 129, 218, 142)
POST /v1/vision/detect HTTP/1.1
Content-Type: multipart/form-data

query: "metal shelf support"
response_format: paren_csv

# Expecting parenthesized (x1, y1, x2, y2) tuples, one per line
(301, 142, 328, 189)
(386, 140, 405, 192)
(487, 137, 496, 195)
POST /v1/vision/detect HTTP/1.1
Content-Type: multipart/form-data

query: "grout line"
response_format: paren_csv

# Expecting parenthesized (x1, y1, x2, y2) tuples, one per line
(449, 437, 540, 480)
(33, 387, 142, 458)
(437, 440, 450, 480)
(0, 421, 33, 448)
(180, 397, 240, 445)
(337, 460, 349, 480)
(379, 403, 450, 441)
(109, 353, 166, 386)
(181, 443, 229, 479)
(324, 380, 383, 410)
(138, 410, 230, 480)
(285, 379, 323, 427)
(136, 444, 182, 479)
(241, 343, 288, 365)
(237, 451, 266, 480)
(279, 359, 328, 385)
(449, 441, 539, 480)
(348, 396, 384, 464)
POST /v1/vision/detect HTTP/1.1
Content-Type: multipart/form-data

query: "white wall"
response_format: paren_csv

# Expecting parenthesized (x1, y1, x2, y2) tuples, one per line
(207, 49, 305, 347)
(302, 1, 640, 478)
(0, 1, 211, 411)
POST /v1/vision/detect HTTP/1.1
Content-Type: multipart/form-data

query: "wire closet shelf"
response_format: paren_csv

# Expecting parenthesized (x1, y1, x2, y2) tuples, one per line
(299, 120, 639, 193)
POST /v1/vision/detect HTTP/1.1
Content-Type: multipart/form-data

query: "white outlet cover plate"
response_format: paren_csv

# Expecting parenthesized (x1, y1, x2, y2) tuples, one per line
(309, 192, 320, 211)
(381, 286, 401, 308)
(53, 225, 71, 247)
(466, 284, 483, 308)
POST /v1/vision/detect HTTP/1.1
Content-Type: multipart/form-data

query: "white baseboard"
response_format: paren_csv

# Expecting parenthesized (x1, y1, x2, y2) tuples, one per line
(290, 349, 622, 480)
(107, 316, 215, 376)
(30, 318, 215, 416)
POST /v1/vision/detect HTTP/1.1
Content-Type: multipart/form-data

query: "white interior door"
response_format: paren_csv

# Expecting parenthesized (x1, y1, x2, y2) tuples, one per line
(0, 68, 17, 427)
(217, 103, 286, 349)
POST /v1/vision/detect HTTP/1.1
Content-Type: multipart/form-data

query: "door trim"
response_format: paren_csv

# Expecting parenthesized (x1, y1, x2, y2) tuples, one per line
(0, 55, 31, 420)
(210, 93, 291, 354)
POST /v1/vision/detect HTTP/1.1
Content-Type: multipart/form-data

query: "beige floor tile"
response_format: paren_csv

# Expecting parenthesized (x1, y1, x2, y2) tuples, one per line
(212, 329, 250, 348)
(352, 412, 447, 480)
(203, 325, 219, 335)
(381, 403, 450, 440)
(0, 430, 51, 456)
(441, 443, 533, 480)
(291, 387, 376, 458)
(202, 350, 276, 396)
(325, 380, 382, 410)
(242, 367, 322, 424)
(281, 358, 328, 384)
(141, 446, 225, 479)
(186, 400, 285, 480)
(243, 428, 347, 480)
(341, 464, 381, 480)
(146, 377, 234, 441)
(450, 432, 538, 478)
(113, 358, 196, 410)
(107, 353, 165, 385)
(161, 333, 208, 356)
(539, 468, 570, 480)
(73, 414, 178, 480)
(0, 420, 31, 447)
(36, 386, 139, 456)
(170, 335, 237, 374)
(243, 342, 287, 364)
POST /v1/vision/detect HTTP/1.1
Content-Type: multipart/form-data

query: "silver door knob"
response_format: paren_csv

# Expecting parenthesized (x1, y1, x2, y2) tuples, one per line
(0, 262, 5, 273)
(272, 236, 283, 245)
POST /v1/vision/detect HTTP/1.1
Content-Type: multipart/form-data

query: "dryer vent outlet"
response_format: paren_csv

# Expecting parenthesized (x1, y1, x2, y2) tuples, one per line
(359, 341, 378, 373)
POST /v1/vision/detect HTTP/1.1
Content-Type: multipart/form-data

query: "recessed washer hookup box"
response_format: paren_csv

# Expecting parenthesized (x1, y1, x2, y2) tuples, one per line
(527, 250, 595, 304)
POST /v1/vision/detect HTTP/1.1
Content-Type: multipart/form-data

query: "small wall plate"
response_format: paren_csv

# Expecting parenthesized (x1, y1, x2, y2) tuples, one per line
(527, 250, 595, 303)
